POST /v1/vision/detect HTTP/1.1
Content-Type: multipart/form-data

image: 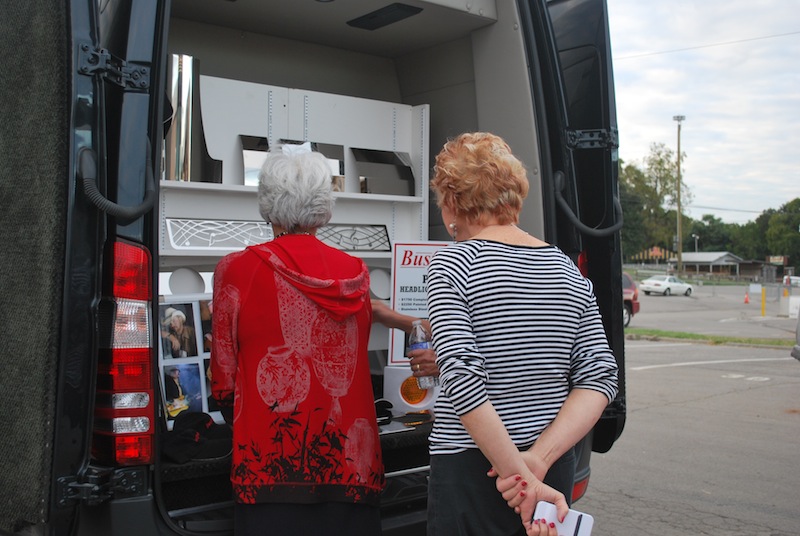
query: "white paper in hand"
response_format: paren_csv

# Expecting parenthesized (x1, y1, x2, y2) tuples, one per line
(533, 501, 593, 535)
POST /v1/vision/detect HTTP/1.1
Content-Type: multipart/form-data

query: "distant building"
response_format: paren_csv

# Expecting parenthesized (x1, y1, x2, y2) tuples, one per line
(670, 251, 744, 276)
(629, 246, 674, 264)
(663, 252, 784, 282)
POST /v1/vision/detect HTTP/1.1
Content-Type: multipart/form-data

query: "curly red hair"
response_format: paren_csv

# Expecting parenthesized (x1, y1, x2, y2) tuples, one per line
(430, 132, 528, 226)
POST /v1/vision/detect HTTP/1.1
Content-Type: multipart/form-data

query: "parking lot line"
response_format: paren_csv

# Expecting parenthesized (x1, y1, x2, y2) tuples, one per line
(630, 357, 793, 371)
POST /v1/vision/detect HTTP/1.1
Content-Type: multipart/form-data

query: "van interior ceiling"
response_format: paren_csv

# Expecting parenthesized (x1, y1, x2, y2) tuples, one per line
(170, 1, 498, 58)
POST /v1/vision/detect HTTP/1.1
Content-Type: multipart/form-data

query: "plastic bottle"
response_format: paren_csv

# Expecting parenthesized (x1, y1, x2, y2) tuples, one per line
(408, 320, 439, 390)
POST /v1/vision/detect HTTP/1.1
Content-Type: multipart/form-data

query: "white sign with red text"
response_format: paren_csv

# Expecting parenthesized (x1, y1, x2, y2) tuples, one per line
(389, 242, 449, 364)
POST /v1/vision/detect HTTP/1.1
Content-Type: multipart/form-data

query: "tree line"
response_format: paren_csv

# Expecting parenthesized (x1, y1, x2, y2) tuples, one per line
(619, 142, 800, 267)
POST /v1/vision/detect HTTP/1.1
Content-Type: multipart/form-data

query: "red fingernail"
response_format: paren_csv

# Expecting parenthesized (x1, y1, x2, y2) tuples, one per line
(519, 491, 526, 497)
(515, 475, 521, 481)
(521, 480, 528, 487)
(549, 522, 555, 528)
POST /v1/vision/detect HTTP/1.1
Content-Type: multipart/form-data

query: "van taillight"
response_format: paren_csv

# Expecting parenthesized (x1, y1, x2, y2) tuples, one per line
(112, 241, 151, 299)
(93, 241, 155, 466)
(577, 251, 589, 278)
(572, 475, 589, 503)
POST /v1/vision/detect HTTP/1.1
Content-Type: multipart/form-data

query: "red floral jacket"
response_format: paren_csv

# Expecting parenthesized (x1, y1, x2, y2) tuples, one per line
(211, 235, 384, 505)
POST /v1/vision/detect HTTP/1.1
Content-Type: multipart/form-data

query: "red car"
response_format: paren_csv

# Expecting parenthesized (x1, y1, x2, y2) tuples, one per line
(622, 272, 641, 327)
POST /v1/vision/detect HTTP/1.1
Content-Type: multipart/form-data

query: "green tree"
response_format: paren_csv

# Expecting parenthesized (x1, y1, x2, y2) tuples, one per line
(766, 198, 800, 266)
(730, 213, 771, 260)
(643, 142, 692, 211)
(642, 143, 693, 255)
(684, 214, 733, 252)
(618, 161, 650, 261)
(618, 141, 797, 267)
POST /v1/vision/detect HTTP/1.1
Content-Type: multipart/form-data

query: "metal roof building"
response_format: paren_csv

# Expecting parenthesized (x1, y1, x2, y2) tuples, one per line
(670, 251, 744, 275)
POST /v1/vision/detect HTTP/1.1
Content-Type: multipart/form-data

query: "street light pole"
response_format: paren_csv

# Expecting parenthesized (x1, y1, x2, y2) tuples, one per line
(673, 115, 685, 274)
(692, 233, 699, 252)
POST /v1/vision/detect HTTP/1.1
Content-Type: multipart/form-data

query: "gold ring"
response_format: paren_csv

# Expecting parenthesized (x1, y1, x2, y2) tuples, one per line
(416, 364, 421, 372)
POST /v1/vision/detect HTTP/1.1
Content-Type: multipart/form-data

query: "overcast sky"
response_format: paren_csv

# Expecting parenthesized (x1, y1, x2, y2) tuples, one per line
(606, 0, 800, 224)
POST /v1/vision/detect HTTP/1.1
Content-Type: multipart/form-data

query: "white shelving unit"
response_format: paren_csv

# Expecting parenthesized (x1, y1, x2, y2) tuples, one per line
(160, 77, 430, 274)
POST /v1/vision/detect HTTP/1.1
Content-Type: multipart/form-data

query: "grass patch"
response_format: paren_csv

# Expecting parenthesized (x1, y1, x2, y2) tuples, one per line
(625, 327, 794, 347)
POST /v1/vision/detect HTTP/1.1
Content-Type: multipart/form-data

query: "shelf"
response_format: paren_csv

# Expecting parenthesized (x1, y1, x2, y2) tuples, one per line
(334, 192, 423, 203)
(160, 181, 423, 204)
(159, 80, 430, 271)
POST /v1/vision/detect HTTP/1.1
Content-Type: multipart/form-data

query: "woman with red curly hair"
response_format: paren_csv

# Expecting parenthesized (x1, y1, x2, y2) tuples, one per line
(425, 132, 618, 536)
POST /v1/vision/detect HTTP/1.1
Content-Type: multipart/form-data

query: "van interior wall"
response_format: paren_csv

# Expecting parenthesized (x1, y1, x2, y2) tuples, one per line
(167, 18, 478, 243)
(0, 0, 67, 532)
(167, 19, 404, 105)
(471, 0, 545, 239)
(167, 0, 544, 240)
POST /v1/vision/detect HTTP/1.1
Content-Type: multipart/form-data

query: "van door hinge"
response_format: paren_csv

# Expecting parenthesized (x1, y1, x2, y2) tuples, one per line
(77, 43, 150, 90)
(566, 128, 619, 150)
(57, 467, 147, 507)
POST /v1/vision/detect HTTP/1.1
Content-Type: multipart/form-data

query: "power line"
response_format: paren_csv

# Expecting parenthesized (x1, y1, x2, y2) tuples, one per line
(615, 30, 800, 60)
(688, 204, 762, 214)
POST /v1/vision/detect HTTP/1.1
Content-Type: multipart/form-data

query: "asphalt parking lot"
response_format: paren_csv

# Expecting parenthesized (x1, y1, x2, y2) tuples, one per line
(576, 280, 800, 535)
(628, 281, 797, 342)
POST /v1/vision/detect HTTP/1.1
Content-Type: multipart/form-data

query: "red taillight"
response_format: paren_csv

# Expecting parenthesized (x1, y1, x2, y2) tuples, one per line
(93, 434, 153, 466)
(114, 435, 153, 464)
(93, 240, 155, 466)
(99, 348, 152, 391)
(577, 251, 589, 278)
(572, 475, 590, 503)
(112, 240, 151, 300)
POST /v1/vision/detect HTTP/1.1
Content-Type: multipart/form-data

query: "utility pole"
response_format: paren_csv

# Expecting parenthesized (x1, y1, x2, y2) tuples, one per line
(673, 115, 685, 274)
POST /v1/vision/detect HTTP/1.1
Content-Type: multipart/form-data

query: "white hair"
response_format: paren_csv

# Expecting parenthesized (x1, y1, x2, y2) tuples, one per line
(257, 148, 334, 231)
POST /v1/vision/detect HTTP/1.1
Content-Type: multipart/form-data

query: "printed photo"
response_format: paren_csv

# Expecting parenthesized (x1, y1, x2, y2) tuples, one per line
(203, 358, 221, 413)
(162, 363, 203, 420)
(159, 303, 199, 358)
(199, 299, 213, 354)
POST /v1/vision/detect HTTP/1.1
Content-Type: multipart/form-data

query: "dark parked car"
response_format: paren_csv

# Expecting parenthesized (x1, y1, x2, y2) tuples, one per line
(622, 272, 640, 327)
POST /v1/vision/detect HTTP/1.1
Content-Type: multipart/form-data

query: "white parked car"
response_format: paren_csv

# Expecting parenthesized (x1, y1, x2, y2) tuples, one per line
(640, 275, 693, 296)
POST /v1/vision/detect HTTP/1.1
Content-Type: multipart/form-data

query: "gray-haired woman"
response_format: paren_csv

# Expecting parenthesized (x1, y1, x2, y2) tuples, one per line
(210, 143, 384, 535)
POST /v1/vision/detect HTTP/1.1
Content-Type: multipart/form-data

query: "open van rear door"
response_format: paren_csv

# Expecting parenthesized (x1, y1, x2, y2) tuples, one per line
(533, 0, 626, 451)
(1, 1, 93, 532)
(0, 0, 167, 533)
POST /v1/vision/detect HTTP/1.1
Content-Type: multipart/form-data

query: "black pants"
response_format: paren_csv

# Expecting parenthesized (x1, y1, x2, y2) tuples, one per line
(427, 447, 576, 536)
(234, 501, 381, 536)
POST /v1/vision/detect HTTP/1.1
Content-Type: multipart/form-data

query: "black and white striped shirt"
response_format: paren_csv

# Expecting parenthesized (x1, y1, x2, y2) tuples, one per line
(427, 241, 618, 455)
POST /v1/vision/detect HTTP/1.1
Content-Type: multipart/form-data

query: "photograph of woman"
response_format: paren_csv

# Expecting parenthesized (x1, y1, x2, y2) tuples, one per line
(210, 143, 384, 535)
(424, 132, 619, 535)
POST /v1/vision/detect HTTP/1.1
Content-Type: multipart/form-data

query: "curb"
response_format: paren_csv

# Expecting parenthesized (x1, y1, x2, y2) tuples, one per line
(625, 333, 791, 350)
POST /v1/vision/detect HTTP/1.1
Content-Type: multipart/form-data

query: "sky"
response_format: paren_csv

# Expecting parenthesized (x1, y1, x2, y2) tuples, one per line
(606, 0, 800, 224)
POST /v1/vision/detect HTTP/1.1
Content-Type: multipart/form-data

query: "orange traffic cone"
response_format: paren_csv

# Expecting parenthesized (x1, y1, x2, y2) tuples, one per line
(744, 291, 750, 304)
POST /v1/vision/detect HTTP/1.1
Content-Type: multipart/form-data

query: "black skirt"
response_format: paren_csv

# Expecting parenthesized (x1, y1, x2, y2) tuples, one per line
(426, 448, 576, 536)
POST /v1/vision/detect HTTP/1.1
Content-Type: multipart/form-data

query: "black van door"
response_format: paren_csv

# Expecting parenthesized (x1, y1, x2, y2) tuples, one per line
(521, 0, 626, 451)
(0, 0, 168, 534)
(1, 1, 93, 533)
(547, 0, 626, 451)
